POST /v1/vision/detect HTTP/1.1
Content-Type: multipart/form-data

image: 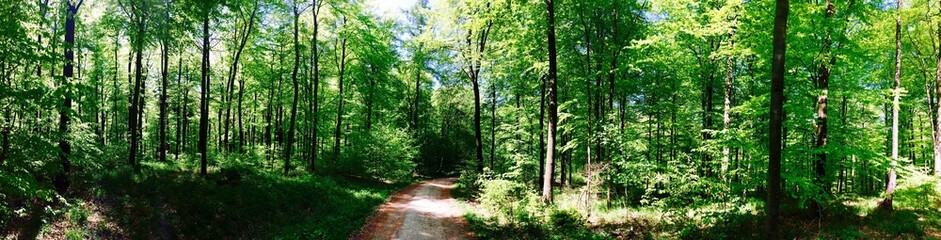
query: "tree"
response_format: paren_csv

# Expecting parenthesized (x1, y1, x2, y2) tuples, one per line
(56, 0, 85, 194)
(285, 0, 306, 175)
(118, 0, 149, 173)
(308, 0, 324, 172)
(883, 0, 902, 210)
(768, 0, 789, 236)
(456, 2, 493, 173)
(935, 0, 941, 177)
(333, 17, 348, 162)
(224, 0, 259, 154)
(197, 0, 220, 176)
(542, 0, 558, 204)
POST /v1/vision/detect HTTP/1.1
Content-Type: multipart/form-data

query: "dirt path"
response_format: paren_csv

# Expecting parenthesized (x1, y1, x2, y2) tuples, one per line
(351, 178, 474, 240)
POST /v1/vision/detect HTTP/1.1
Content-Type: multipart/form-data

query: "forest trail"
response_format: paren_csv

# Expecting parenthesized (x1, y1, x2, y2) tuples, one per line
(351, 178, 474, 240)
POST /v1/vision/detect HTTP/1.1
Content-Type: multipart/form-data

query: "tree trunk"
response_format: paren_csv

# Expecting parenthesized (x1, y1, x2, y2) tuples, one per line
(159, 42, 169, 162)
(935, 0, 941, 176)
(542, 0, 559, 204)
(884, 0, 902, 209)
(722, 16, 737, 178)
(309, 2, 322, 172)
(199, 14, 211, 176)
(473, 74, 483, 172)
(333, 20, 348, 162)
(129, 10, 145, 174)
(768, 0, 789, 236)
(490, 80, 496, 170)
(811, 0, 836, 215)
(56, 0, 81, 194)
(175, 52, 183, 158)
(286, 3, 302, 175)
(538, 75, 546, 189)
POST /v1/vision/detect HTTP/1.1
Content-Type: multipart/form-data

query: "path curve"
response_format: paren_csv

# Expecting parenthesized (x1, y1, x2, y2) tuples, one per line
(351, 178, 474, 240)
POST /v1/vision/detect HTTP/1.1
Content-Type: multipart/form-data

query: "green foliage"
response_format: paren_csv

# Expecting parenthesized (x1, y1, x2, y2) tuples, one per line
(89, 165, 401, 239)
(341, 125, 417, 182)
(477, 179, 541, 224)
(465, 179, 608, 240)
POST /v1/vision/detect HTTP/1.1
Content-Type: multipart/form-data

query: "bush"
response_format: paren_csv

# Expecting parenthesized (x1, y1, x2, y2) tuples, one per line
(340, 125, 417, 182)
(478, 179, 542, 224)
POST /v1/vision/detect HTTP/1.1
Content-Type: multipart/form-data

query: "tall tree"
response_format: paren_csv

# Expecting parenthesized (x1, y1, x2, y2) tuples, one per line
(333, 17, 348, 162)
(884, 0, 902, 210)
(198, 1, 215, 176)
(224, 0, 259, 153)
(286, 0, 306, 175)
(56, 0, 85, 194)
(935, 0, 941, 177)
(768, 0, 790, 236)
(308, 0, 323, 172)
(542, 0, 558, 203)
(811, 0, 837, 215)
(118, 0, 148, 173)
(458, 2, 493, 173)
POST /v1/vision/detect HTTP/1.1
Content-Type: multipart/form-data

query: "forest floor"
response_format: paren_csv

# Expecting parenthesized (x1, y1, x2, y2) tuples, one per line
(13, 161, 406, 239)
(352, 178, 475, 240)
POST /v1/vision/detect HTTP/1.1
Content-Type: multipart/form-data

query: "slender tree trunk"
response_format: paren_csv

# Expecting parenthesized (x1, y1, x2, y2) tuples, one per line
(56, 0, 81, 194)
(176, 53, 183, 158)
(811, 0, 836, 215)
(129, 11, 145, 174)
(366, 67, 375, 130)
(935, 0, 941, 176)
(159, 42, 169, 162)
(490, 81, 496, 170)
(768, 0, 789, 236)
(286, 3, 303, 175)
(472, 74, 484, 172)
(309, 2, 321, 172)
(182, 65, 189, 154)
(199, 15, 211, 176)
(538, 75, 546, 189)
(466, 17, 492, 173)
(722, 16, 737, 178)
(884, 0, 902, 209)
(333, 21, 348, 162)
(543, 0, 559, 203)
(0, 57, 8, 165)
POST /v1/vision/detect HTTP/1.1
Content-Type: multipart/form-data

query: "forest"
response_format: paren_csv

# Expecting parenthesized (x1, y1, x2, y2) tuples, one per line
(1, 0, 940, 239)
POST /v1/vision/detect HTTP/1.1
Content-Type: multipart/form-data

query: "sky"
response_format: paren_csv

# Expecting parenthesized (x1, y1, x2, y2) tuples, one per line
(366, 0, 420, 21)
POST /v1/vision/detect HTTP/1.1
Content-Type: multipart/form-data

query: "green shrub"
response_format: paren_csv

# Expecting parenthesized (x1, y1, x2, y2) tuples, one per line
(340, 125, 417, 182)
(478, 179, 542, 224)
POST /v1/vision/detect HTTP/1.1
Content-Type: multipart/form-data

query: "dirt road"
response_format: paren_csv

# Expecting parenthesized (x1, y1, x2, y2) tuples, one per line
(351, 178, 474, 240)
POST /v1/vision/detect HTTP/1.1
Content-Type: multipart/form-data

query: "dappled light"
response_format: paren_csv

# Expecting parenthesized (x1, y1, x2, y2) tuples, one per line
(1, 0, 940, 238)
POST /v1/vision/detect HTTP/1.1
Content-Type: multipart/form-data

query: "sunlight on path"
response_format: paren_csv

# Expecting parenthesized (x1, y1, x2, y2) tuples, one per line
(351, 178, 474, 240)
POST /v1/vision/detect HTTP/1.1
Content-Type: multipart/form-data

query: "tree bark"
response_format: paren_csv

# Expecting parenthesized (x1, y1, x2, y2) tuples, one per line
(722, 16, 737, 178)
(286, 3, 302, 175)
(811, 0, 836, 215)
(884, 0, 902, 209)
(463, 12, 492, 173)
(176, 53, 183, 158)
(538, 75, 546, 189)
(935, 0, 941, 176)
(333, 18, 349, 162)
(489, 80, 496, 170)
(542, 0, 559, 204)
(159, 42, 169, 162)
(309, 0, 322, 172)
(768, 0, 789, 236)
(128, 1, 146, 174)
(56, 0, 82, 194)
(199, 13, 211, 176)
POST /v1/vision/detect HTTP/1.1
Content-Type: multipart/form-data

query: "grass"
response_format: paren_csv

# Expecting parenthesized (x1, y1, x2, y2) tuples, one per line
(460, 177, 941, 240)
(32, 158, 406, 240)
